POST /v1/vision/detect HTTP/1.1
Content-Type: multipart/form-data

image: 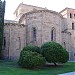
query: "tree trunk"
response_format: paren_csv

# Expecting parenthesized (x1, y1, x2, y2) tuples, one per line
(54, 62, 57, 66)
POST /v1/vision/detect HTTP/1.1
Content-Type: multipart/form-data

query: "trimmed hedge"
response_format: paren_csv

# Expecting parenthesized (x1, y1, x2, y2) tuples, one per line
(41, 41, 69, 66)
(22, 45, 41, 53)
(18, 50, 46, 68)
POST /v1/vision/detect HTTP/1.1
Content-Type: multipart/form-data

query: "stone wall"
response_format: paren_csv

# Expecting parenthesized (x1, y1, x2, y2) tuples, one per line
(23, 10, 63, 46)
(3, 7, 75, 61)
(2, 23, 26, 60)
(26, 11, 43, 46)
(60, 8, 75, 60)
(42, 11, 63, 44)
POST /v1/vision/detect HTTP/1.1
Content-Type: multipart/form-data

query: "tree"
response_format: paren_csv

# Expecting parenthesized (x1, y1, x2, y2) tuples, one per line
(22, 45, 41, 53)
(0, 0, 5, 57)
(18, 50, 46, 68)
(41, 41, 69, 66)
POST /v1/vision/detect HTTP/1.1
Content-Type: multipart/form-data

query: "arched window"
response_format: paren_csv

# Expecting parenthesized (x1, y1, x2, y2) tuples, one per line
(70, 13, 72, 18)
(72, 23, 74, 30)
(63, 42, 66, 49)
(32, 27, 36, 41)
(17, 37, 21, 50)
(51, 27, 56, 41)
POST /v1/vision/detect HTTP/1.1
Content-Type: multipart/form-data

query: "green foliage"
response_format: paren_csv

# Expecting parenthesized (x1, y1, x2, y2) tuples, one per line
(18, 50, 46, 68)
(41, 41, 69, 65)
(22, 45, 41, 53)
(0, 0, 5, 51)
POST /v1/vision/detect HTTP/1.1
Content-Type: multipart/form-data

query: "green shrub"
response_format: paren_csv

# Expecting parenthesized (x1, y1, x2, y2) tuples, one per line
(18, 50, 46, 68)
(41, 41, 69, 66)
(22, 45, 41, 53)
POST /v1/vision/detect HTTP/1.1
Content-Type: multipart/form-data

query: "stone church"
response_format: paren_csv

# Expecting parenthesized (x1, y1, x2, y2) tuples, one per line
(2, 2, 75, 61)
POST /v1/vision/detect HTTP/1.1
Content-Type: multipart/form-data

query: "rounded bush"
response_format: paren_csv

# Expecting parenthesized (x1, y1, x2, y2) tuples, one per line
(22, 45, 41, 53)
(18, 50, 46, 68)
(41, 41, 69, 65)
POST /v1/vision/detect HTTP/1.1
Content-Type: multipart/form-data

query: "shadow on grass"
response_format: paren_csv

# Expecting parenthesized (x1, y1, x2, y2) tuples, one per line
(0, 60, 74, 71)
(20, 63, 67, 71)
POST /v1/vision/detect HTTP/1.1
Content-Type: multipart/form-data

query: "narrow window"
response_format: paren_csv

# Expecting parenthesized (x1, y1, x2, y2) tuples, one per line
(74, 14, 75, 17)
(3, 37, 6, 49)
(70, 13, 72, 18)
(51, 28, 56, 41)
(32, 27, 36, 41)
(63, 42, 66, 49)
(17, 37, 21, 50)
(74, 53, 75, 56)
(19, 37, 21, 49)
(72, 23, 74, 30)
(51, 29, 53, 41)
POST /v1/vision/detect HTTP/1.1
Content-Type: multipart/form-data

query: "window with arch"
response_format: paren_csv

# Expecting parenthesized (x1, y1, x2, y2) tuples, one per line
(17, 37, 21, 50)
(32, 27, 36, 41)
(70, 13, 72, 18)
(51, 27, 56, 41)
(72, 23, 74, 30)
(63, 42, 66, 49)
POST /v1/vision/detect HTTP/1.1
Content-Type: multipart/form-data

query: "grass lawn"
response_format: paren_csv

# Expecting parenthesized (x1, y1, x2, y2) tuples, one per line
(0, 60, 75, 75)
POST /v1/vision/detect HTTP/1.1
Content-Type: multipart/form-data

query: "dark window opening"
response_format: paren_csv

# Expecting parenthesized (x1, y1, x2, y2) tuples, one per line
(74, 53, 75, 56)
(63, 42, 66, 48)
(72, 23, 74, 30)
(32, 27, 36, 41)
(51, 28, 56, 41)
(3, 37, 6, 49)
(18, 37, 21, 50)
(74, 14, 75, 17)
(51, 30, 53, 41)
(17, 37, 21, 50)
(70, 13, 72, 18)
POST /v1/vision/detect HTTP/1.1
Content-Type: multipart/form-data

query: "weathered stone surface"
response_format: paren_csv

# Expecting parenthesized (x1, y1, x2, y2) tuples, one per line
(2, 4, 75, 61)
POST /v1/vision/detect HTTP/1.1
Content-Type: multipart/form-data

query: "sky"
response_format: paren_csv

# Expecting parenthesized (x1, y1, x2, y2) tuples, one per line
(5, 0, 75, 20)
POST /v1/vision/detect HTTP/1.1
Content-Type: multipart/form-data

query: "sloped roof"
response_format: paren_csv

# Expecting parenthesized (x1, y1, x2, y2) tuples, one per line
(19, 9, 63, 22)
(14, 2, 46, 14)
(59, 7, 75, 13)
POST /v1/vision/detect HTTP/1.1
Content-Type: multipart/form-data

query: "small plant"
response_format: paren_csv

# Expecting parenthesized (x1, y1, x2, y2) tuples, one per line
(41, 41, 69, 66)
(18, 50, 46, 68)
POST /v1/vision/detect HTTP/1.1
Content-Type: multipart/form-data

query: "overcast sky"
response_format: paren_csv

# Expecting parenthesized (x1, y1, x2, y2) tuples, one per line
(5, 0, 75, 20)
